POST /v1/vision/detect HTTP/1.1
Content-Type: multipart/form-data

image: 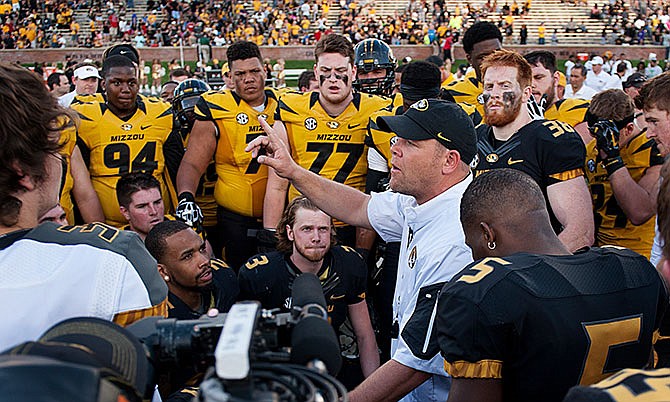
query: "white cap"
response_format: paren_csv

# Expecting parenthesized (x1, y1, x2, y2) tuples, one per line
(591, 56, 604, 65)
(649, 52, 657, 61)
(74, 65, 101, 80)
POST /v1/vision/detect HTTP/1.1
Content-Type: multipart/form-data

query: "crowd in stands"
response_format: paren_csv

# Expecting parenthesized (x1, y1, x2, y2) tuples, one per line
(1, 0, 668, 50)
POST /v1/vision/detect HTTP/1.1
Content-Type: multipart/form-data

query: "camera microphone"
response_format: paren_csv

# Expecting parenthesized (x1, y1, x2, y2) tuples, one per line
(289, 273, 342, 376)
(290, 273, 328, 320)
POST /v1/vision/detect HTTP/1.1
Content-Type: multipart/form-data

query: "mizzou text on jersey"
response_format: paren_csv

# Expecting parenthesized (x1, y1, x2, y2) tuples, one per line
(194, 89, 280, 218)
(74, 97, 173, 227)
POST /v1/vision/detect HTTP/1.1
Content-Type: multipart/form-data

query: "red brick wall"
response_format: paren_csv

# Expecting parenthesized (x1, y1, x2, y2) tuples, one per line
(1, 45, 664, 65)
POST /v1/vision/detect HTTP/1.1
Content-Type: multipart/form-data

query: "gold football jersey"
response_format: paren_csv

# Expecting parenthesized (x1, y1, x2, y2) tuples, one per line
(73, 97, 173, 227)
(59, 122, 77, 224)
(545, 98, 590, 128)
(585, 132, 663, 257)
(277, 91, 391, 200)
(445, 75, 484, 117)
(194, 89, 279, 218)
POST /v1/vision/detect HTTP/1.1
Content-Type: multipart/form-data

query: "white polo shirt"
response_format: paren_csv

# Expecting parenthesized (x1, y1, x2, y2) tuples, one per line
(367, 174, 473, 402)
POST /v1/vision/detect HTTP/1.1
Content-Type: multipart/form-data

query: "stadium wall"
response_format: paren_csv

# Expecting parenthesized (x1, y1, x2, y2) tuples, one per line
(0, 45, 664, 65)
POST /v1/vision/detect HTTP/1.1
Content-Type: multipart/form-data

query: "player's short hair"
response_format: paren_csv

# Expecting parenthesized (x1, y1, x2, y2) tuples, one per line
(589, 89, 634, 122)
(298, 70, 316, 90)
(524, 50, 557, 74)
(145, 220, 191, 262)
(0, 63, 72, 226)
(635, 72, 670, 113)
(616, 63, 627, 74)
(116, 172, 161, 208)
(101, 55, 136, 78)
(226, 41, 263, 70)
(462, 21, 503, 55)
(315, 34, 355, 66)
(46, 72, 67, 90)
(481, 49, 533, 90)
(460, 169, 547, 231)
(276, 196, 337, 254)
(169, 68, 190, 80)
(571, 63, 587, 77)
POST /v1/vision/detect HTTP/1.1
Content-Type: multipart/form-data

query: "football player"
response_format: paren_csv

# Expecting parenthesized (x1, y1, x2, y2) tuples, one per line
(162, 79, 223, 253)
(176, 41, 280, 270)
(584, 89, 661, 257)
(353, 38, 397, 97)
(474, 49, 594, 252)
(444, 21, 503, 117)
(524, 50, 591, 143)
(73, 55, 174, 227)
(238, 196, 379, 385)
(438, 168, 667, 402)
(262, 34, 390, 251)
(0, 62, 167, 351)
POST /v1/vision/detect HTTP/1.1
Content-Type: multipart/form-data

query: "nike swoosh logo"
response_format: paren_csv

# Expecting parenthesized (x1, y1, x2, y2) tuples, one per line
(436, 132, 451, 142)
(348, 123, 360, 129)
(330, 294, 345, 300)
(120, 50, 128, 54)
(141, 125, 152, 130)
(507, 157, 524, 165)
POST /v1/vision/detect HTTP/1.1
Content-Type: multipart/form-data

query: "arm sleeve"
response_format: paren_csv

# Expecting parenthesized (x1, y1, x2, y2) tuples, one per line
(366, 191, 409, 243)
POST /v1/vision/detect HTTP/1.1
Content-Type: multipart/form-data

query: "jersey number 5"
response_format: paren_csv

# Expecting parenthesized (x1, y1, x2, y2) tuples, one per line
(457, 257, 511, 284)
(579, 314, 642, 385)
(103, 142, 158, 174)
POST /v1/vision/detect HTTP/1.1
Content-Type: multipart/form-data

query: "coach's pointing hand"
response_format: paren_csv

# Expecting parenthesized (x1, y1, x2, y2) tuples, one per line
(246, 116, 299, 180)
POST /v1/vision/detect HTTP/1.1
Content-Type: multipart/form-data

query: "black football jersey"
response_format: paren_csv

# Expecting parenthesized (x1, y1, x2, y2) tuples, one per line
(474, 119, 587, 232)
(237, 245, 367, 331)
(167, 259, 239, 319)
(438, 247, 667, 402)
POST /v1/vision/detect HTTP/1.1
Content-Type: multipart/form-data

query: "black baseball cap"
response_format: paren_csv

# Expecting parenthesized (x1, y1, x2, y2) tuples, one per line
(623, 72, 646, 89)
(376, 99, 477, 164)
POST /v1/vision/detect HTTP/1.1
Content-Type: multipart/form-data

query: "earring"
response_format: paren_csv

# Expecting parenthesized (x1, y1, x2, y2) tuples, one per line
(487, 241, 496, 250)
(163, 275, 170, 282)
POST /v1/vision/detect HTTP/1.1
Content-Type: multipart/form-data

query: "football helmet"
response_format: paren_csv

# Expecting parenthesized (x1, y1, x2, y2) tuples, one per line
(172, 79, 211, 136)
(353, 39, 397, 96)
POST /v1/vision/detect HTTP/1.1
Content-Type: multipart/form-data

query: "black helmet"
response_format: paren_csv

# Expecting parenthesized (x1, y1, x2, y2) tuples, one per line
(173, 79, 211, 134)
(353, 39, 397, 96)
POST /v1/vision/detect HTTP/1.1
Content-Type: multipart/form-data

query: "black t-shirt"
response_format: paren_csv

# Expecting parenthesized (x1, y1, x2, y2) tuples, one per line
(437, 247, 668, 402)
(237, 246, 367, 331)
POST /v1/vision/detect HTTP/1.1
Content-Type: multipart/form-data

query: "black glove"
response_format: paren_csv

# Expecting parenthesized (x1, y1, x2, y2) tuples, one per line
(527, 94, 547, 120)
(590, 119, 625, 175)
(256, 228, 278, 253)
(175, 192, 204, 230)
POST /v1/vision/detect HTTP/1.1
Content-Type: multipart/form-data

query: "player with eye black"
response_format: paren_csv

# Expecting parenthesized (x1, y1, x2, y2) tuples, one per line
(438, 168, 668, 402)
(583, 89, 662, 258)
(473, 49, 594, 252)
(175, 41, 280, 269)
(262, 34, 390, 253)
(72, 55, 174, 227)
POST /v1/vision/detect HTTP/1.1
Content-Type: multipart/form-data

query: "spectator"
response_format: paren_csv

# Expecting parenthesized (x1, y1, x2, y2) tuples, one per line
(585, 56, 622, 91)
(538, 21, 546, 44)
(646, 53, 663, 78)
(46, 71, 70, 98)
(59, 62, 101, 107)
(566, 63, 598, 100)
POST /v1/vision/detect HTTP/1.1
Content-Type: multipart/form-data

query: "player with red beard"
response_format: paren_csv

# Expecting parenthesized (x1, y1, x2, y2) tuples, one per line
(473, 50, 594, 252)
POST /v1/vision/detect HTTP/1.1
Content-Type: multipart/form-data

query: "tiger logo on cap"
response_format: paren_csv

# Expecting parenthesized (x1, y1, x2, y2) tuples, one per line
(410, 99, 429, 111)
